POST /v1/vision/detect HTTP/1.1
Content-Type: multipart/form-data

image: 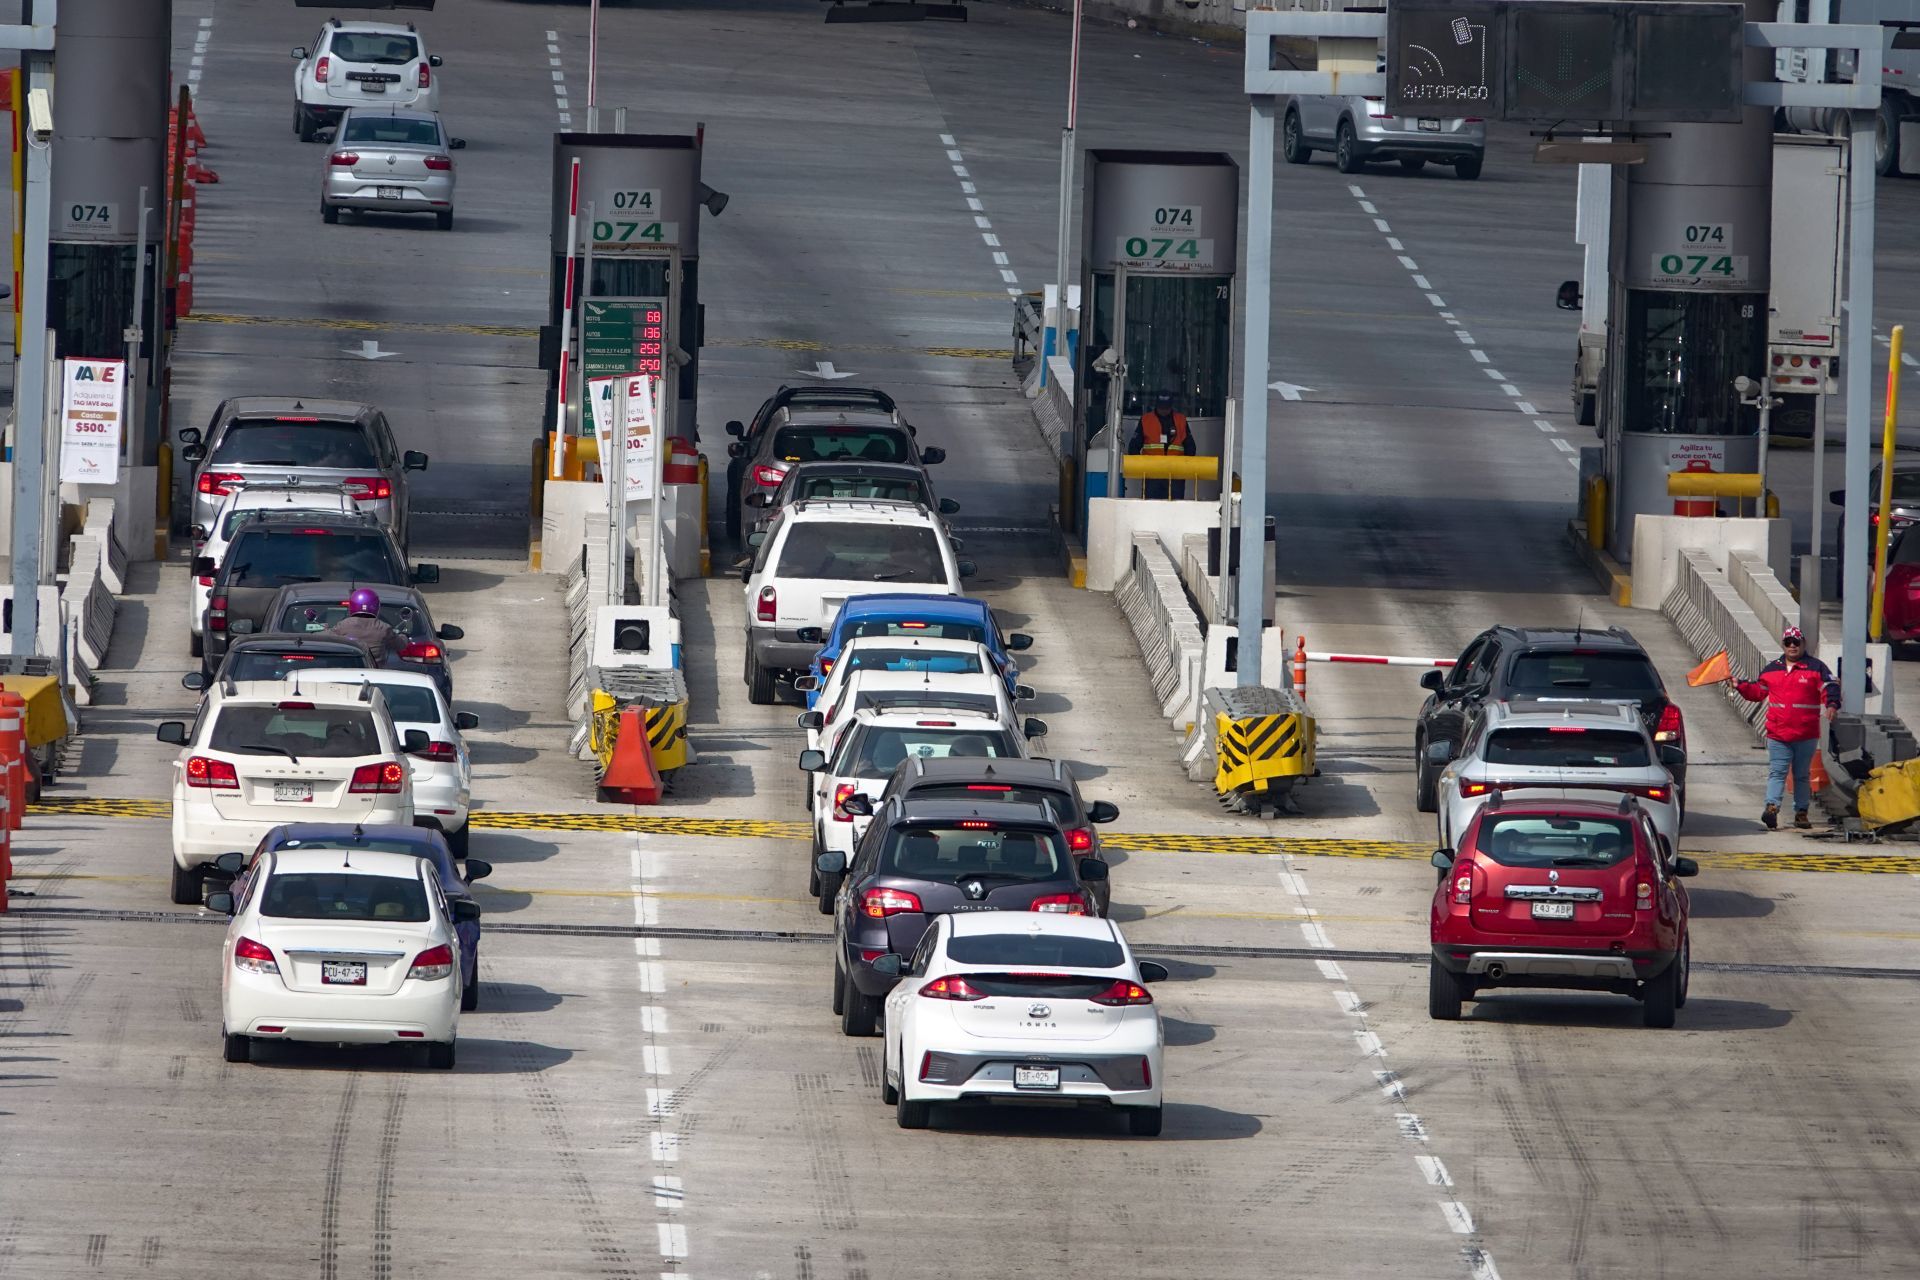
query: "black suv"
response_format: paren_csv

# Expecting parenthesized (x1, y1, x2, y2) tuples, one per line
(1414, 625, 1685, 812)
(819, 797, 1110, 1037)
(185, 634, 376, 693)
(194, 510, 438, 677)
(723, 385, 911, 538)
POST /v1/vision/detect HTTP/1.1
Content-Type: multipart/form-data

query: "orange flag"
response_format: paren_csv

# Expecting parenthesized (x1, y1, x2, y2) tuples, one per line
(1686, 650, 1731, 687)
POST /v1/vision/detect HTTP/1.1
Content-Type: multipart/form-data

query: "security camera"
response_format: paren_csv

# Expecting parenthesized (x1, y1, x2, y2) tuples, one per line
(26, 87, 51, 144)
(1091, 346, 1120, 375)
(1733, 375, 1755, 395)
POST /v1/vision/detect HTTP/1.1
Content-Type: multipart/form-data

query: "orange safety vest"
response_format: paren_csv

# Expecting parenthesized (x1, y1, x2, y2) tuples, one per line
(1138, 410, 1191, 456)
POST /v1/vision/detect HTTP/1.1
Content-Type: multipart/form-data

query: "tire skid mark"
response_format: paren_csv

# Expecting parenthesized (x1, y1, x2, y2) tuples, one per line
(651, 1032, 745, 1117)
(318, 1073, 361, 1280)
(372, 1074, 408, 1280)
(792, 1072, 857, 1232)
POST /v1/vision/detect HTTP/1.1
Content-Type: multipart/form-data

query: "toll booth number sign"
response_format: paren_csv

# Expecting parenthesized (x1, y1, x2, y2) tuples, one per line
(1114, 206, 1219, 273)
(591, 189, 679, 247)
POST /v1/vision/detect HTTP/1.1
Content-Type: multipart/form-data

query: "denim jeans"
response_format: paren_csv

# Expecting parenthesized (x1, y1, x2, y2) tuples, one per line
(1766, 737, 1817, 812)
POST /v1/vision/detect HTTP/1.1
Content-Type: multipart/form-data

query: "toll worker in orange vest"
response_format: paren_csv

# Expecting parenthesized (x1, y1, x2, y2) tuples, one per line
(1129, 389, 1194, 499)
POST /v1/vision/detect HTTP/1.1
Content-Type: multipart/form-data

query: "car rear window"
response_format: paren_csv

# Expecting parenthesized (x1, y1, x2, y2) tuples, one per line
(880, 825, 1065, 881)
(341, 117, 441, 146)
(777, 523, 945, 584)
(359, 682, 440, 723)
(853, 692, 999, 719)
(842, 647, 983, 675)
(773, 426, 911, 464)
(279, 599, 425, 635)
(212, 420, 379, 470)
(1483, 728, 1652, 768)
(912, 783, 1068, 810)
(839, 725, 1020, 775)
(945, 933, 1122, 967)
(845, 619, 985, 644)
(1476, 815, 1637, 868)
(225, 651, 369, 682)
(1505, 651, 1664, 699)
(329, 32, 420, 65)
(223, 530, 399, 588)
(261, 871, 428, 922)
(792, 475, 924, 504)
(210, 705, 381, 758)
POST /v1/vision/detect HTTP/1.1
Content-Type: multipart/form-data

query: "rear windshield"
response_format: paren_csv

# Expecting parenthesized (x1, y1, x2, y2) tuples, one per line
(224, 651, 369, 682)
(1505, 651, 1664, 699)
(880, 825, 1065, 881)
(841, 647, 984, 676)
(838, 725, 1020, 775)
(792, 475, 924, 504)
(361, 682, 439, 723)
(1483, 728, 1652, 768)
(223, 530, 399, 588)
(341, 116, 441, 147)
(772, 427, 911, 464)
(845, 619, 985, 645)
(212, 421, 378, 470)
(945, 933, 1122, 967)
(776, 523, 945, 584)
(853, 692, 999, 719)
(1893, 526, 1920, 565)
(278, 599, 425, 636)
(1476, 815, 1636, 868)
(261, 871, 428, 922)
(912, 783, 1068, 810)
(328, 32, 420, 65)
(210, 705, 381, 758)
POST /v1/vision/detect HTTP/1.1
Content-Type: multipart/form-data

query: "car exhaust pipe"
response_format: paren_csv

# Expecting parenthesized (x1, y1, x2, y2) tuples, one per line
(1483, 961, 1506, 981)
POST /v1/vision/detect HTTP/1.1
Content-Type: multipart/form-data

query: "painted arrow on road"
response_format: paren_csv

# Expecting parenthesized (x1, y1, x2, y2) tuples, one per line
(1269, 380, 1313, 401)
(345, 340, 397, 360)
(799, 361, 854, 381)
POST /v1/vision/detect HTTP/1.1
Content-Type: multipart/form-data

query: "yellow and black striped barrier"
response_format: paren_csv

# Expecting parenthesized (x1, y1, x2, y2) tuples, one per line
(645, 701, 689, 773)
(1215, 708, 1316, 801)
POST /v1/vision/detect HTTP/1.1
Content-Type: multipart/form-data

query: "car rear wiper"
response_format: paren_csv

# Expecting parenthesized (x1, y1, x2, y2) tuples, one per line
(1549, 678, 1593, 687)
(950, 871, 1039, 885)
(239, 741, 300, 764)
(1551, 855, 1609, 866)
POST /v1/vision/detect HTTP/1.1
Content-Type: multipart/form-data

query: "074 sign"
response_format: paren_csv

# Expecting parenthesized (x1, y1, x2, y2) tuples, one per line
(1649, 251, 1749, 284)
(594, 219, 676, 246)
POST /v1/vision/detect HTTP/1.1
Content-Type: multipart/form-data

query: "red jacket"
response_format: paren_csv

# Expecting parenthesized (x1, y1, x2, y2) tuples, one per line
(1735, 655, 1839, 742)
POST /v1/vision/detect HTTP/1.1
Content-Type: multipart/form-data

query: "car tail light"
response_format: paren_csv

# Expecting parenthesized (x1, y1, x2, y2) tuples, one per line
(1065, 827, 1094, 853)
(818, 658, 834, 675)
(1028, 893, 1088, 915)
(315, 54, 330, 82)
(197, 573, 214, 587)
(918, 721, 957, 728)
(1625, 784, 1671, 802)
(1139, 1057, 1152, 1088)
(277, 701, 315, 711)
(1459, 778, 1494, 798)
(1635, 880, 1656, 911)
(1364, 98, 1393, 118)
(832, 783, 857, 822)
(401, 642, 444, 662)
(418, 61, 431, 88)
(419, 741, 458, 762)
(185, 756, 239, 790)
(233, 936, 279, 975)
(752, 464, 788, 488)
(349, 761, 406, 794)
(340, 476, 391, 499)
(197, 471, 243, 496)
(756, 586, 776, 623)
(208, 595, 228, 631)
(1089, 979, 1153, 1006)
(861, 886, 921, 918)
(1655, 703, 1685, 749)
(328, 151, 360, 167)
(1451, 862, 1474, 905)
(967, 784, 1012, 791)
(424, 155, 452, 171)
(407, 943, 453, 981)
(1547, 726, 1587, 734)
(918, 975, 987, 1001)
(899, 621, 928, 629)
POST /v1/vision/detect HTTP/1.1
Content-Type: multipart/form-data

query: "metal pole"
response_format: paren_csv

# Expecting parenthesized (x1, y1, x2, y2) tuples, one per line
(1218, 397, 1238, 625)
(1839, 106, 1875, 712)
(577, 201, 596, 439)
(1870, 324, 1903, 641)
(654, 250, 679, 608)
(608, 375, 626, 606)
(11, 51, 52, 657)
(1050, 0, 1083, 312)
(1755, 392, 1771, 517)
(552, 158, 581, 480)
(125, 186, 149, 466)
(1103, 265, 1127, 500)
(587, 0, 600, 113)
(1234, 97, 1276, 688)
(1810, 392, 1827, 565)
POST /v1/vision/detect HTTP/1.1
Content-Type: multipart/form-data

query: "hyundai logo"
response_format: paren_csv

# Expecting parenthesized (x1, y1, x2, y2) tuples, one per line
(1028, 1003, 1051, 1019)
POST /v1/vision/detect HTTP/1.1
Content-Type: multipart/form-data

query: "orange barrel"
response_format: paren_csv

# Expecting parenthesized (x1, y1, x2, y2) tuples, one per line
(663, 435, 701, 485)
(1292, 636, 1308, 700)
(1672, 459, 1719, 517)
(0, 692, 25, 828)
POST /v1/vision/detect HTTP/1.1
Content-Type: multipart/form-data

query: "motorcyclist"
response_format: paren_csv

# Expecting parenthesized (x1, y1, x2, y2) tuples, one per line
(324, 587, 408, 667)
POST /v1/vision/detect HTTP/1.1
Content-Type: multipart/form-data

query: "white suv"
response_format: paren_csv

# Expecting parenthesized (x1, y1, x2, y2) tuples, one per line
(291, 20, 441, 142)
(157, 680, 421, 905)
(741, 499, 973, 703)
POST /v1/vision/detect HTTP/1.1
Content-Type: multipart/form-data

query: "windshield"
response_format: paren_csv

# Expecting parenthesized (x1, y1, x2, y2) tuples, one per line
(260, 871, 429, 922)
(279, 599, 425, 636)
(213, 421, 378, 469)
(776, 523, 946, 584)
(1483, 728, 1652, 768)
(945, 933, 1122, 967)
(209, 705, 381, 758)
(223, 530, 399, 588)
(1476, 815, 1636, 868)
(341, 116, 441, 147)
(838, 725, 1020, 776)
(1506, 652, 1664, 699)
(844, 619, 985, 645)
(328, 32, 420, 65)
(224, 651, 369, 681)
(772, 426, 911, 464)
(842, 647, 984, 676)
(792, 475, 924, 504)
(880, 824, 1065, 881)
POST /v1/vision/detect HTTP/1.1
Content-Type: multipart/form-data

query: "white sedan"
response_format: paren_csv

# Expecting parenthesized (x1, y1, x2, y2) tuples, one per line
(306, 670, 476, 853)
(877, 913, 1167, 1135)
(207, 846, 472, 1068)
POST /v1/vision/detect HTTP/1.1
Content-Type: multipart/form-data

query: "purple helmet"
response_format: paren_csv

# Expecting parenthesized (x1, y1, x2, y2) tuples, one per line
(348, 588, 382, 617)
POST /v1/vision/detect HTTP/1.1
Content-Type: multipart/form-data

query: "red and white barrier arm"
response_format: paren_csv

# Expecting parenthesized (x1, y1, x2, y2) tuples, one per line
(1304, 652, 1457, 668)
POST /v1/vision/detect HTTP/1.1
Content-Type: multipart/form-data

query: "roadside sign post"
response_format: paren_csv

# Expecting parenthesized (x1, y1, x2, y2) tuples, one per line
(607, 374, 627, 604)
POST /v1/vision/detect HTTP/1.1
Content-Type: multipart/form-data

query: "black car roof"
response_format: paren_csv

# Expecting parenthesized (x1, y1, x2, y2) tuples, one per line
(1485, 625, 1646, 653)
(896, 757, 1071, 789)
(893, 798, 1061, 825)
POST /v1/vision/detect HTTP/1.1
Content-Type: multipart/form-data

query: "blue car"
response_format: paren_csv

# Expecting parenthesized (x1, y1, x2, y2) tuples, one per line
(794, 594, 1033, 708)
(213, 823, 492, 1013)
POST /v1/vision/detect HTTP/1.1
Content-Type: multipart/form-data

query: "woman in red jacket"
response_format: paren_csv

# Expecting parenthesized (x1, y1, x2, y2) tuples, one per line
(1734, 626, 1840, 830)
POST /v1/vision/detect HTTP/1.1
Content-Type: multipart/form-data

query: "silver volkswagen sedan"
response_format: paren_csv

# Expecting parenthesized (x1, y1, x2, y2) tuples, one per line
(321, 107, 462, 229)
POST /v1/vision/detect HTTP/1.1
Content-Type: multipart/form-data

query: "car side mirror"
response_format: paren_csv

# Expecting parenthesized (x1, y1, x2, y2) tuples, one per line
(840, 793, 873, 817)
(920, 447, 947, 465)
(402, 450, 429, 471)
(438, 624, 464, 641)
(727, 442, 746, 458)
(793, 676, 821, 693)
(1424, 741, 1454, 766)
(725, 420, 745, 438)
(938, 498, 960, 514)
(745, 492, 771, 508)
(796, 627, 825, 644)
(411, 564, 441, 585)
(1007, 633, 1034, 652)
(1656, 743, 1686, 770)
(1420, 670, 1446, 692)
(230, 619, 255, 636)
(191, 555, 216, 578)
(452, 899, 482, 923)
(177, 427, 202, 445)
(455, 711, 479, 731)
(1672, 856, 1700, 878)
(156, 719, 190, 745)
(212, 851, 248, 875)
(746, 531, 766, 549)
(870, 953, 902, 977)
(948, 537, 965, 553)
(206, 891, 236, 915)
(1555, 279, 1582, 310)
(958, 559, 978, 578)
(403, 729, 431, 753)
(1088, 800, 1120, 824)
(797, 710, 824, 730)
(450, 137, 467, 150)
(1013, 684, 1037, 702)
(463, 858, 492, 882)
(799, 749, 827, 772)
(181, 444, 207, 463)
(179, 673, 207, 693)
(815, 851, 847, 877)
(1076, 858, 1109, 882)
(291, 46, 308, 59)
(1023, 717, 1048, 738)
(1830, 488, 1848, 506)
(1136, 960, 1169, 983)
(428, 54, 444, 66)
(1430, 849, 1455, 870)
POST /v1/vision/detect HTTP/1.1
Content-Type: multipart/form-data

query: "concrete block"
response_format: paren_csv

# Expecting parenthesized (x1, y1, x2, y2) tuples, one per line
(1085, 497, 1219, 593)
(1629, 515, 1790, 613)
(541, 479, 607, 577)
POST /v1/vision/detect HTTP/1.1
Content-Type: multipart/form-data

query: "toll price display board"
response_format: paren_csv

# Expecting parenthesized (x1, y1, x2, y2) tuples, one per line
(582, 298, 667, 382)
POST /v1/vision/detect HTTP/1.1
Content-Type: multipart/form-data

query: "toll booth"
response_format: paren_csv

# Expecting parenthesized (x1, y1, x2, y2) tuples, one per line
(1070, 151, 1238, 531)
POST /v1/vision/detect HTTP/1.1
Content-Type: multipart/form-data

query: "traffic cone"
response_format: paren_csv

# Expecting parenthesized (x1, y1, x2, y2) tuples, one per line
(0, 694, 26, 829)
(1810, 749, 1830, 795)
(598, 704, 664, 805)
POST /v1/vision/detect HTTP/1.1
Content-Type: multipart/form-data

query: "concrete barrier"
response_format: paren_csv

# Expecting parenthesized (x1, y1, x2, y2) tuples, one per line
(1031, 355, 1073, 465)
(1629, 515, 1791, 612)
(83, 498, 128, 595)
(1085, 497, 1219, 593)
(1113, 533, 1205, 731)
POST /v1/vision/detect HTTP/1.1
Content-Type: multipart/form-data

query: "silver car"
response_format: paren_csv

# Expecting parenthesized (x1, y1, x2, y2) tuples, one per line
(179, 397, 427, 551)
(1283, 60, 1485, 179)
(321, 107, 461, 229)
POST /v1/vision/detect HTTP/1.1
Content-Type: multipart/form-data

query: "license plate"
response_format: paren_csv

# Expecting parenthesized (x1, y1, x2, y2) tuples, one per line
(1531, 900, 1576, 919)
(273, 781, 313, 803)
(377, 186, 403, 200)
(363, 82, 387, 93)
(1014, 1065, 1060, 1090)
(322, 961, 367, 985)
(1418, 117, 1441, 130)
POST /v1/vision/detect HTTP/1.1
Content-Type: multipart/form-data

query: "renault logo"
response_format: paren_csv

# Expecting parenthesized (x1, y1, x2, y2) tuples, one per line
(1028, 1003, 1051, 1019)
(963, 880, 985, 900)
(1548, 869, 1560, 883)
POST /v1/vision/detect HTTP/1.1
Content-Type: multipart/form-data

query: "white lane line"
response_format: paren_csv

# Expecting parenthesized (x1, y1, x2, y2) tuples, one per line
(1397, 255, 1420, 271)
(1569, 456, 1581, 467)
(1501, 383, 1523, 397)
(1397, 1114, 1430, 1142)
(1412, 274, 1431, 290)
(1482, 367, 1506, 379)
(940, 132, 956, 145)
(653, 1176, 685, 1210)
(945, 149, 964, 162)
(974, 215, 992, 229)
(1426, 292, 1447, 307)
(983, 233, 1001, 247)
(641, 1045, 672, 1075)
(646, 1088, 673, 1117)
(188, 15, 212, 86)
(657, 1224, 689, 1260)
(961, 181, 976, 194)
(650, 1133, 681, 1163)
(1466, 1250, 1505, 1280)
(1387, 237, 1405, 251)
(1354, 1030, 1386, 1058)
(1440, 1202, 1477, 1235)
(1553, 438, 1576, 453)
(1417, 1155, 1454, 1187)
(1334, 989, 1365, 1015)
(1373, 218, 1391, 233)
(1470, 350, 1490, 364)
(992, 252, 1010, 266)
(1535, 420, 1556, 432)
(1300, 921, 1334, 949)
(1515, 401, 1537, 415)
(1360, 200, 1378, 214)
(1348, 183, 1367, 197)
(1375, 1069, 1407, 1102)
(1276, 870, 1309, 896)
(549, 56, 562, 66)
(639, 1004, 669, 1033)
(953, 164, 970, 177)
(637, 961, 665, 993)
(967, 197, 984, 211)
(1455, 331, 1474, 344)
(551, 70, 565, 81)
(556, 98, 570, 110)
(1314, 959, 1347, 982)
(1000, 269, 1019, 283)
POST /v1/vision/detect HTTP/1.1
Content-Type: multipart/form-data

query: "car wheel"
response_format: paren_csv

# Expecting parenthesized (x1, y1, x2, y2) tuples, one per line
(170, 861, 203, 906)
(882, 1050, 900, 1105)
(1281, 109, 1311, 164)
(725, 487, 743, 541)
(1453, 154, 1484, 180)
(831, 951, 846, 1015)
(745, 649, 776, 705)
(1642, 955, 1680, 1029)
(461, 971, 479, 1012)
(427, 1040, 457, 1069)
(1414, 755, 1439, 814)
(896, 1088, 932, 1130)
(222, 1032, 251, 1064)
(1127, 1105, 1164, 1137)
(1335, 121, 1365, 174)
(1674, 936, 1690, 1010)
(435, 210, 454, 231)
(296, 105, 317, 142)
(1428, 958, 1464, 1020)
(190, 632, 204, 659)
(1877, 95, 1901, 177)
(841, 968, 880, 1037)
(321, 201, 339, 225)
(1399, 157, 1427, 173)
